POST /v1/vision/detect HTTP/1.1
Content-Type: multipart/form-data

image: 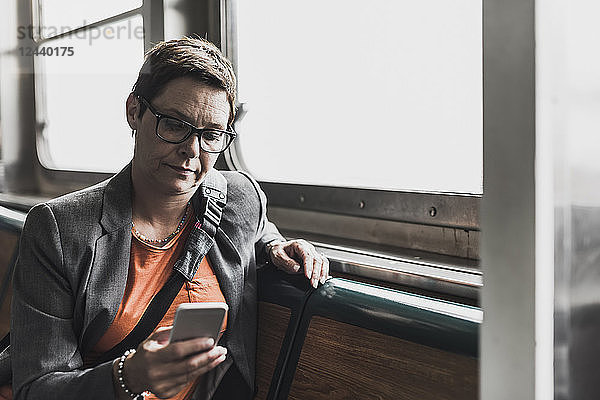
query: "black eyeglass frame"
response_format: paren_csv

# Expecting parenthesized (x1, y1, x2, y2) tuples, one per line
(137, 96, 237, 153)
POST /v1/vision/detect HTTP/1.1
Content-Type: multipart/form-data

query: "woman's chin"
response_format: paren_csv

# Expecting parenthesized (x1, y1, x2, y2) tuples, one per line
(165, 178, 201, 196)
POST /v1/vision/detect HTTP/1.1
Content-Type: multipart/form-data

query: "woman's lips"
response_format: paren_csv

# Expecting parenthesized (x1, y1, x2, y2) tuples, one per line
(168, 165, 195, 175)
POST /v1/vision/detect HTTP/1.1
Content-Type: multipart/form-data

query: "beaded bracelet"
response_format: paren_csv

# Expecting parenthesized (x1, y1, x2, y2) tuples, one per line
(117, 349, 147, 399)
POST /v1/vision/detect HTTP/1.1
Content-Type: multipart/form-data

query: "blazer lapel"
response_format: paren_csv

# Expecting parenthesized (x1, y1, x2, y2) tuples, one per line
(81, 228, 131, 352)
(81, 165, 133, 353)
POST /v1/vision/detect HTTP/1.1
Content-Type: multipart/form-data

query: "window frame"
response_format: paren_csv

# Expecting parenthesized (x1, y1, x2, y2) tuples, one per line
(222, 0, 481, 254)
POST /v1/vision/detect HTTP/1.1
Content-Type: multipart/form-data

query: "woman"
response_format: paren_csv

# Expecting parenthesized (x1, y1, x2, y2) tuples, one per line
(9, 37, 328, 400)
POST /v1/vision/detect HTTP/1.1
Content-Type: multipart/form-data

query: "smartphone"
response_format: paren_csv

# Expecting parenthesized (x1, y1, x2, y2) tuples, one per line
(169, 302, 228, 344)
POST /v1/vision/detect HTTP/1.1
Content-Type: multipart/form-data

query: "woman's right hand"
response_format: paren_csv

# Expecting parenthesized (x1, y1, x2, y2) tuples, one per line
(113, 327, 227, 399)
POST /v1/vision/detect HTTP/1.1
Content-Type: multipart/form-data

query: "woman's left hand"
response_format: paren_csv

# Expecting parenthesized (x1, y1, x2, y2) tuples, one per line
(268, 239, 330, 288)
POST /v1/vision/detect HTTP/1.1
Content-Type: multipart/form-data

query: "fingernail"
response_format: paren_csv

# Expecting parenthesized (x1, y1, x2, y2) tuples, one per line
(320, 276, 326, 284)
(312, 279, 318, 288)
(206, 338, 215, 347)
(212, 346, 223, 356)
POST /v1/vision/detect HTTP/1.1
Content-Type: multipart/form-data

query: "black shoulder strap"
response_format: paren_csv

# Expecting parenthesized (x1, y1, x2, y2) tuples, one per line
(96, 271, 185, 364)
(97, 173, 228, 365)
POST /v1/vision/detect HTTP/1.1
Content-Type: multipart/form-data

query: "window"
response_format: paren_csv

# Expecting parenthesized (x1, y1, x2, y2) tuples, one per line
(33, 5, 145, 172)
(235, 0, 482, 194)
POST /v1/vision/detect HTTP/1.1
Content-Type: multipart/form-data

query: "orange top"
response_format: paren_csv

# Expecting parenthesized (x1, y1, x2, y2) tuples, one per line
(84, 212, 227, 400)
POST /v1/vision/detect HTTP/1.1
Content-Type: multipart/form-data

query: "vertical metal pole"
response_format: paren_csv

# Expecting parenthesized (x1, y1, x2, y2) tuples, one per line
(142, 0, 165, 52)
(481, 0, 537, 398)
(0, 0, 39, 193)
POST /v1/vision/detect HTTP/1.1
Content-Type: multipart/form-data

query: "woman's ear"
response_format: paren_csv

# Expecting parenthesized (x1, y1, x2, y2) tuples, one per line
(126, 93, 140, 130)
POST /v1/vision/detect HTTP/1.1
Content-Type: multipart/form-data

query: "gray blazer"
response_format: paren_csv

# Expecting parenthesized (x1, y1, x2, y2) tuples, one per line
(10, 164, 283, 399)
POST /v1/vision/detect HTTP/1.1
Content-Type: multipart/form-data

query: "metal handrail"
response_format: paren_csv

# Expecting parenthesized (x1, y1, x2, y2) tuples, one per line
(0, 206, 25, 309)
(0, 206, 25, 234)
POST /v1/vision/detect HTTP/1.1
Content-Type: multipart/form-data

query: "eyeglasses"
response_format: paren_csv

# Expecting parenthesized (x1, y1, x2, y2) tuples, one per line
(138, 97, 237, 153)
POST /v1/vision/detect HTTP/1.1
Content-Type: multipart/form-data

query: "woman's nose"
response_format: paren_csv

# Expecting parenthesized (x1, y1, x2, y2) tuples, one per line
(178, 133, 201, 158)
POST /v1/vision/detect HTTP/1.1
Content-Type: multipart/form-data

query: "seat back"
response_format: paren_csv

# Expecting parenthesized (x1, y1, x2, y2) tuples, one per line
(256, 268, 481, 400)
